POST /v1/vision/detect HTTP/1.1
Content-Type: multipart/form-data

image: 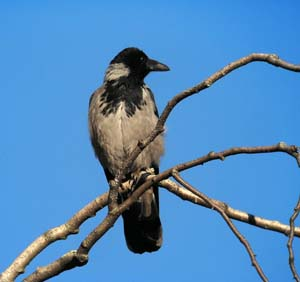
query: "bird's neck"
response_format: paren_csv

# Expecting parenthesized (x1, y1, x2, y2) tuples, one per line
(104, 63, 146, 86)
(100, 79, 147, 118)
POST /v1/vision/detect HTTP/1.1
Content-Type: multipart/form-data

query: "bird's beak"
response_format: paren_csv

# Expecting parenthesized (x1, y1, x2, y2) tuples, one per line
(147, 58, 170, 72)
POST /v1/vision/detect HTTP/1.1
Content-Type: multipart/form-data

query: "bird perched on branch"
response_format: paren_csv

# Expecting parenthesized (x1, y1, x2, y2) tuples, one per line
(88, 47, 169, 253)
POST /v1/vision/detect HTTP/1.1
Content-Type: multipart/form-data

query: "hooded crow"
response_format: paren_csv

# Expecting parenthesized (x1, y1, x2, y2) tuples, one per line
(88, 47, 169, 253)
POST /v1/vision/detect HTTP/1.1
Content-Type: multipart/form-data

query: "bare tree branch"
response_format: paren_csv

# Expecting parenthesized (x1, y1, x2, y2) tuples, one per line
(23, 251, 88, 282)
(22, 177, 300, 281)
(171, 170, 268, 282)
(23, 180, 300, 282)
(287, 197, 300, 282)
(2, 143, 299, 282)
(160, 179, 300, 237)
(20, 143, 300, 281)
(22, 178, 300, 281)
(165, 142, 300, 172)
(0, 193, 108, 282)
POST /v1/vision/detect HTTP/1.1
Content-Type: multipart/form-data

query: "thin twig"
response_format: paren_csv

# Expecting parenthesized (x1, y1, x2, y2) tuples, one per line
(287, 197, 300, 282)
(171, 170, 268, 282)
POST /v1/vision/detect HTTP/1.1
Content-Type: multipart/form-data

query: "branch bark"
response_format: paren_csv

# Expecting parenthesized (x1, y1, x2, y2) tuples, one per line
(160, 179, 300, 237)
(287, 197, 300, 282)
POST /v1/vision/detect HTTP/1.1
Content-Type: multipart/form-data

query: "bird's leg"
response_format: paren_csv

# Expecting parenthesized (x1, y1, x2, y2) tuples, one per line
(120, 179, 135, 192)
(134, 168, 155, 187)
(118, 178, 134, 203)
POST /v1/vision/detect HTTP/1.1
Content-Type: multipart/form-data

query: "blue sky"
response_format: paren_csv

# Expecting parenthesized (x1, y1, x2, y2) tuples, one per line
(1, 1, 300, 281)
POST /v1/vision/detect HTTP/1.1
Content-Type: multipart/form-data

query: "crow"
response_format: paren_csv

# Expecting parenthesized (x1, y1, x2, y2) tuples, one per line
(88, 47, 169, 253)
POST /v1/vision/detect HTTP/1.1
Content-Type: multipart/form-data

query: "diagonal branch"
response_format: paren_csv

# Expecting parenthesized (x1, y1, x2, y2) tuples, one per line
(0, 193, 108, 282)
(171, 170, 268, 282)
(160, 179, 300, 237)
(287, 197, 300, 282)
(23, 251, 88, 282)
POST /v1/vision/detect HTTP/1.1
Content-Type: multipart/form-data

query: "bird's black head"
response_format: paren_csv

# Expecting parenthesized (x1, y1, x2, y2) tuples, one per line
(105, 47, 169, 83)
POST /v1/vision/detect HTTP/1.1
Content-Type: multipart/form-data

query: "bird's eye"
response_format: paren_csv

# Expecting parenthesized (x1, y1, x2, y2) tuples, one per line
(140, 56, 145, 62)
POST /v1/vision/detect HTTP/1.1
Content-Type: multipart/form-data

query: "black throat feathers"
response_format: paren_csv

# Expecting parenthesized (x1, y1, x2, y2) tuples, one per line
(99, 79, 157, 118)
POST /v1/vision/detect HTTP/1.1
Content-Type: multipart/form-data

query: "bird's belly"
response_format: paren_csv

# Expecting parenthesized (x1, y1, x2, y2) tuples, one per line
(99, 103, 164, 176)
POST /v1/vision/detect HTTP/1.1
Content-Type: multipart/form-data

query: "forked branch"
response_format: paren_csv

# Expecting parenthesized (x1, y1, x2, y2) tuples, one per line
(171, 171, 268, 281)
(1, 53, 299, 282)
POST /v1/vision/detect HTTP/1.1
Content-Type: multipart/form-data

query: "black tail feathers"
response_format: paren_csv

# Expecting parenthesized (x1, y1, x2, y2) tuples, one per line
(121, 186, 162, 254)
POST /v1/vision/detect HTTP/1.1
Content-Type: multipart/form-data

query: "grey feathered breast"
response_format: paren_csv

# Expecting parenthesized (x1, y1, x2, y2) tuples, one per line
(88, 84, 164, 177)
